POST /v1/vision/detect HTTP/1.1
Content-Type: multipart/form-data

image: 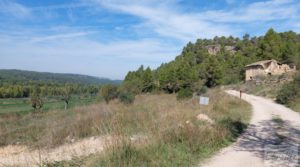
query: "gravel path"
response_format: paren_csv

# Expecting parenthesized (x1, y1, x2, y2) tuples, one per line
(201, 90, 300, 167)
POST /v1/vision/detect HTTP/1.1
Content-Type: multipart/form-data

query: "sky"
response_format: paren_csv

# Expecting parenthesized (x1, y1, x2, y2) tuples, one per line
(0, 0, 300, 79)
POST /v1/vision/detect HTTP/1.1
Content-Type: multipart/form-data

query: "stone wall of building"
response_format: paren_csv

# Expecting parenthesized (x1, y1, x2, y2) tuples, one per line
(245, 66, 266, 80)
(245, 60, 297, 81)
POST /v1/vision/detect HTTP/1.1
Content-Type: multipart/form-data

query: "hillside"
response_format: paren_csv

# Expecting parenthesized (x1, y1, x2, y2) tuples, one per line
(121, 29, 300, 95)
(0, 69, 122, 85)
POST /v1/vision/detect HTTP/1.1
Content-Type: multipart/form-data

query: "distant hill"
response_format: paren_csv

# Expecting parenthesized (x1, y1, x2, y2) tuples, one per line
(0, 69, 122, 85)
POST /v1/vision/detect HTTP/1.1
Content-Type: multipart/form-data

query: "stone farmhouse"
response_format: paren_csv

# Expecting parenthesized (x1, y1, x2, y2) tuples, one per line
(245, 59, 296, 81)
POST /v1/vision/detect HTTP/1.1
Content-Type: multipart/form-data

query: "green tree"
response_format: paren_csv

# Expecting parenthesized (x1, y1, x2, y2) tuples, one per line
(258, 28, 283, 60)
(142, 67, 154, 92)
(30, 87, 43, 111)
(100, 84, 119, 104)
(199, 57, 224, 87)
(61, 85, 72, 110)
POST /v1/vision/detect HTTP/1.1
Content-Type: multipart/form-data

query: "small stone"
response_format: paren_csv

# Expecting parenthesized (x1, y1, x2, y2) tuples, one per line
(196, 114, 214, 124)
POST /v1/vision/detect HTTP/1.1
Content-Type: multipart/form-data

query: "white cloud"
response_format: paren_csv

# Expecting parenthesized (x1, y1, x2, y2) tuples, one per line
(90, 0, 236, 42)
(0, 0, 31, 18)
(87, 0, 299, 42)
(29, 32, 93, 43)
(201, 0, 299, 23)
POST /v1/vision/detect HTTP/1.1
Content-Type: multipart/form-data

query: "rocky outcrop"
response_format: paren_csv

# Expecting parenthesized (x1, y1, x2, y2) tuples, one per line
(203, 45, 236, 55)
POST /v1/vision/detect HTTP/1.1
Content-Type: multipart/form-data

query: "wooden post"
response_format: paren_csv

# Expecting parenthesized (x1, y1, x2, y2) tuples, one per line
(240, 90, 242, 99)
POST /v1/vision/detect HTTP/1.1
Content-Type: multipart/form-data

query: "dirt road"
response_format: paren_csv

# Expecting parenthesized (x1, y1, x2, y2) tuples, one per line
(201, 90, 300, 167)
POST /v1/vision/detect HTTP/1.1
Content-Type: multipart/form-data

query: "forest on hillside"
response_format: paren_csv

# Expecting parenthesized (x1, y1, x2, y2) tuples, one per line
(0, 69, 122, 85)
(0, 70, 121, 98)
(122, 29, 300, 95)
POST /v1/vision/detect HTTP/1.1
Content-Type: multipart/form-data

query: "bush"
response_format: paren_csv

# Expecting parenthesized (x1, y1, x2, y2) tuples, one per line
(276, 72, 300, 104)
(177, 88, 193, 100)
(197, 86, 208, 95)
(276, 83, 297, 104)
(100, 84, 119, 104)
(118, 92, 135, 104)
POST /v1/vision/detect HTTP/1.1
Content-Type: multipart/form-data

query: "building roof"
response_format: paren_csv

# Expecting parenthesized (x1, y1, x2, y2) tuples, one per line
(245, 59, 277, 68)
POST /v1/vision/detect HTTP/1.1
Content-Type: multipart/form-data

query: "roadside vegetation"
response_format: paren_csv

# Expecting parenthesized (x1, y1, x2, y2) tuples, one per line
(38, 89, 251, 166)
(276, 71, 300, 112)
(229, 73, 294, 98)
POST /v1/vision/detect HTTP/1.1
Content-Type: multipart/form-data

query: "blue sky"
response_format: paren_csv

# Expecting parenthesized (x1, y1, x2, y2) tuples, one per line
(0, 0, 300, 79)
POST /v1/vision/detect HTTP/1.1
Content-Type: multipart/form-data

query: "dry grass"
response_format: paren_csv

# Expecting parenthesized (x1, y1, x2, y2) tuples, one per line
(84, 89, 251, 167)
(46, 89, 250, 167)
(289, 98, 300, 113)
(0, 89, 251, 166)
(0, 93, 199, 148)
(0, 103, 114, 148)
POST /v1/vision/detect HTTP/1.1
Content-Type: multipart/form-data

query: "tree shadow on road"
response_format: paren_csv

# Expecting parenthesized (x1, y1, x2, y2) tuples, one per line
(233, 119, 300, 166)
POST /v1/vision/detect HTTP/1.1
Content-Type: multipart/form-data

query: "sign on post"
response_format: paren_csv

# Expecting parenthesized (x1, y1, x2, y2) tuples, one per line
(199, 96, 209, 105)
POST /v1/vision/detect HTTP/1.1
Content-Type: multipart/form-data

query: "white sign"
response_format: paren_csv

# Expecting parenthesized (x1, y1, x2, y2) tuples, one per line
(199, 96, 209, 105)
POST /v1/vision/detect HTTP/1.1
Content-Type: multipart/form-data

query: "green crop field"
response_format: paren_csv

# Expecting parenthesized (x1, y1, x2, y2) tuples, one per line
(0, 96, 100, 115)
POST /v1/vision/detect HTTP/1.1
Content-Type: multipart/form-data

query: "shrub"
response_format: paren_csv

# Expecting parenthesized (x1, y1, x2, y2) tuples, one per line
(276, 72, 300, 105)
(119, 81, 141, 95)
(197, 86, 208, 95)
(177, 88, 193, 100)
(276, 83, 297, 104)
(118, 92, 135, 104)
(30, 95, 43, 111)
(100, 84, 119, 104)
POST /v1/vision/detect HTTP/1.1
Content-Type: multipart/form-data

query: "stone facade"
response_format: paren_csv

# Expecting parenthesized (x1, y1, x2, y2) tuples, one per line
(245, 60, 296, 81)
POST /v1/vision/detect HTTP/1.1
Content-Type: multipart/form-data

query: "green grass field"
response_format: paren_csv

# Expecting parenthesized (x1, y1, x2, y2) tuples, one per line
(0, 96, 100, 115)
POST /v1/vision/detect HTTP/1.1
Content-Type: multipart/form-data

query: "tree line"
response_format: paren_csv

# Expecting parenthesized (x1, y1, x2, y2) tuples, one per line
(0, 83, 99, 98)
(0, 69, 122, 85)
(0, 69, 121, 99)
